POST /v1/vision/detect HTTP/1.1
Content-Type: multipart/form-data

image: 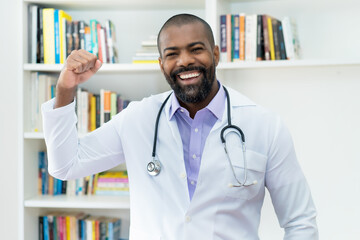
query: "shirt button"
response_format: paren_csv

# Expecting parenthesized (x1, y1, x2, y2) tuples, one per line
(190, 181, 195, 185)
(192, 154, 196, 159)
(194, 128, 198, 132)
(180, 172, 186, 179)
(185, 215, 191, 222)
(180, 109, 184, 113)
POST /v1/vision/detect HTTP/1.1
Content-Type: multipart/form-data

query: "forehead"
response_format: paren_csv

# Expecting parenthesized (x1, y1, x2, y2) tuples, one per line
(159, 22, 210, 49)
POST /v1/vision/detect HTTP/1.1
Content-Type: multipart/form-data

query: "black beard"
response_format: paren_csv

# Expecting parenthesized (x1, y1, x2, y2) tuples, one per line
(164, 64, 216, 104)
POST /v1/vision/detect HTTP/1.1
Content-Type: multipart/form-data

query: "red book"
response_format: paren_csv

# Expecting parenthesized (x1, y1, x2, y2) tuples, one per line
(96, 23, 103, 62)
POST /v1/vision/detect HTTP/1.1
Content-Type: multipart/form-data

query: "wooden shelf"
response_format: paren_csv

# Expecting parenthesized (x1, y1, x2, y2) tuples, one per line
(24, 195, 130, 209)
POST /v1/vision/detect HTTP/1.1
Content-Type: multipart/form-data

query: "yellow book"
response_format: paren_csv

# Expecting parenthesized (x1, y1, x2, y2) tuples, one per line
(43, 8, 55, 64)
(90, 95, 96, 131)
(132, 60, 159, 64)
(65, 215, 71, 240)
(59, 10, 72, 64)
(267, 16, 275, 61)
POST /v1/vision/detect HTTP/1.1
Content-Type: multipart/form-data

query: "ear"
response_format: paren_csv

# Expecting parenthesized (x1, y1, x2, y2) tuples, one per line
(158, 56, 164, 74)
(213, 45, 220, 67)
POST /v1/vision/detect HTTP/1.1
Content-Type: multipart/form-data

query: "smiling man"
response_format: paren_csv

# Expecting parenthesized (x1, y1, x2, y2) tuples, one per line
(42, 14, 318, 239)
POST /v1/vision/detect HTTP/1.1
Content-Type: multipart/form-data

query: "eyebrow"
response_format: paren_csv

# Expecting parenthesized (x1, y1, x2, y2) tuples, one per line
(163, 41, 206, 54)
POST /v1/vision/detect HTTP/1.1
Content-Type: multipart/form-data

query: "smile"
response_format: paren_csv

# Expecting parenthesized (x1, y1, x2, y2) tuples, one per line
(178, 71, 201, 80)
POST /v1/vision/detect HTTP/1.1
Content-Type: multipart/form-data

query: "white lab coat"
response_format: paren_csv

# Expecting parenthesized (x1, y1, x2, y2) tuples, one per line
(42, 86, 318, 240)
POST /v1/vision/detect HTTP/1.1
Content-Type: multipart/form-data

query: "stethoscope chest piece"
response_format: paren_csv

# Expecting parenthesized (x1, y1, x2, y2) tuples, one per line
(147, 160, 161, 176)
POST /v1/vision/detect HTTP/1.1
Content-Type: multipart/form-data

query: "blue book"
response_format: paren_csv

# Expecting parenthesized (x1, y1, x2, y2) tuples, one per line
(232, 14, 240, 60)
(39, 152, 46, 194)
(43, 216, 49, 240)
(54, 9, 60, 64)
(220, 15, 227, 62)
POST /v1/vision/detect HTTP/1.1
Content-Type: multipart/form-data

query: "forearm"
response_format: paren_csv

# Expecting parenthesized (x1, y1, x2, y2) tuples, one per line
(54, 85, 77, 108)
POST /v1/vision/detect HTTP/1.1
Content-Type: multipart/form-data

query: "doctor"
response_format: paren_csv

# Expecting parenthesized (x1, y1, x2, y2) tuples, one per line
(42, 14, 318, 239)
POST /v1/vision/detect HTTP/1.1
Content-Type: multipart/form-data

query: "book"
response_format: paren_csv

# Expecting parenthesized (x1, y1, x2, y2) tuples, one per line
(97, 23, 104, 62)
(54, 9, 61, 64)
(239, 13, 245, 61)
(43, 8, 55, 64)
(232, 14, 240, 61)
(256, 14, 264, 61)
(90, 20, 98, 57)
(282, 16, 295, 60)
(277, 20, 287, 60)
(219, 15, 227, 62)
(29, 5, 38, 63)
(245, 14, 257, 61)
(262, 15, 270, 61)
(59, 10, 72, 63)
(226, 14, 232, 62)
(267, 15, 275, 60)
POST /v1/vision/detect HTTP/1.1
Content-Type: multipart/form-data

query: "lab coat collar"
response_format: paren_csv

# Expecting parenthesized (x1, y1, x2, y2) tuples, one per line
(163, 83, 256, 122)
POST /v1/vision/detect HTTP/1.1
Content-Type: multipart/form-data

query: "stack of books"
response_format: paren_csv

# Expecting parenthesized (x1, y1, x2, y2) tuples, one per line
(39, 212, 121, 240)
(28, 5, 119, 64)
(219, 14, 301, 62)
(95, 171, 129, 196)
(132, 35, 159, 64)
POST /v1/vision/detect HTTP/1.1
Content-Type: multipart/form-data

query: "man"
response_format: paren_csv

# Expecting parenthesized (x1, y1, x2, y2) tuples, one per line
(42, 14, 318, 239)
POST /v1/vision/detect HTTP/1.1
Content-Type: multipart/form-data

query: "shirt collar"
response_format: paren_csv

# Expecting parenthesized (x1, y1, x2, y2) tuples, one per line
(168, 81, 226, 121)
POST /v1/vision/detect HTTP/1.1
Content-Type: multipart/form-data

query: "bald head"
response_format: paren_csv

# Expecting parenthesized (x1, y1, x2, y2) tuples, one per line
(157, 14, 215, 57)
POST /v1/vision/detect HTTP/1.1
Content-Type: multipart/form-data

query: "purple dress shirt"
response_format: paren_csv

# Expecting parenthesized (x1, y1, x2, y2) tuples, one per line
(169, 82, 226, 200)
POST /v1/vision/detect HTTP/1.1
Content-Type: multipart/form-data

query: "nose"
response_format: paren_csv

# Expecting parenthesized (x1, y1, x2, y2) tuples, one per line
(177, 50, 195, 67)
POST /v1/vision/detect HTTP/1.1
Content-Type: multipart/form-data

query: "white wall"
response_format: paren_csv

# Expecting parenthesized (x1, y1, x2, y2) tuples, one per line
(0, 0, 21, 238)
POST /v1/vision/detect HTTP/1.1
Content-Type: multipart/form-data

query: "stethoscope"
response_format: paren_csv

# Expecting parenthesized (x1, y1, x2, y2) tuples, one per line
(147, 86, 257, 188)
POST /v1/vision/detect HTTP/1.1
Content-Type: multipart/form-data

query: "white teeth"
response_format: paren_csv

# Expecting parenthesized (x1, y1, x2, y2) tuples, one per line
(179, 72, 200, 80)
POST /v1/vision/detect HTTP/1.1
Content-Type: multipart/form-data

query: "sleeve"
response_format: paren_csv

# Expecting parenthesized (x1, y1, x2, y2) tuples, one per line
(265, 117, 319, 240)
(42, 98, 125, 180)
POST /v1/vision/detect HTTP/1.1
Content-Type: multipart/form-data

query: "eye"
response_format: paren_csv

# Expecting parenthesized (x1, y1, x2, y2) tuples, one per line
(192, 47, 203, 53)
(165, 52, 177, 58)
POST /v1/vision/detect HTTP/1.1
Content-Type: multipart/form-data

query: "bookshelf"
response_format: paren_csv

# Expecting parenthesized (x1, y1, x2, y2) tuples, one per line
(19, 0, 360, 240)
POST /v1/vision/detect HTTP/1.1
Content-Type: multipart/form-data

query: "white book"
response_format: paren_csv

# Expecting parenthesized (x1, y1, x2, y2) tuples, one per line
(100, 28, 107, 63)
(245, 14, 258, 61)
(282, 17, 295, 60)
(106, 20, 114, 63)
(100, 89, 105, 126)
(29, 5, 38, 63)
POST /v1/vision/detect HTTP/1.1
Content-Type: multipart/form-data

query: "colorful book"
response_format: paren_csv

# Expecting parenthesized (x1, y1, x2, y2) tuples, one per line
(267, 15, 275, 60)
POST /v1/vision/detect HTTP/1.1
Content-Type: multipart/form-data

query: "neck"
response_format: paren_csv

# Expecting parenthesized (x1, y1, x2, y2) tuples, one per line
(179, 79, 219, 119)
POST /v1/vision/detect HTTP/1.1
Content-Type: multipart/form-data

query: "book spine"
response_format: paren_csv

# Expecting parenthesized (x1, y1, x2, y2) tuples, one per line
(272, 18, 281, 60)
(256, 14, 264, 61)
(79, 21, 86, 50)
(226, 14, 232, 62)
(281, 16, 295, 60)
(110, 92, 117, 119)
(39, 216, 44, 240)
(232, 14, 240, 61)
(85, 26, 92, 53)
(43, 8, 55, 64)
(90, 20, 98, 57)
(245, 14, 257, 61)
(97, 23, 103, 62)
(104, 90, 111, 123)
(262, 15, 270, 61)
(38, 7, 44, 63)
(66, 18, 73, 57)
(105, 20, 114, 63)
(267, 16, 275, 60)
(95, 94, 100, 128)
(73, 21, 80, 50)
(43, 216, 49, 240)
(239, 13, 245, 61)
(30, 5, 38, 63)
(278, 20, 287, 60)
(90, 95, 96, 131)
(54, 9, 60, 64)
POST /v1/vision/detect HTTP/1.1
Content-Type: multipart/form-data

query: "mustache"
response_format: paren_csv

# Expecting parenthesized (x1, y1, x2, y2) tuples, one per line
(170, 66, 206, 80)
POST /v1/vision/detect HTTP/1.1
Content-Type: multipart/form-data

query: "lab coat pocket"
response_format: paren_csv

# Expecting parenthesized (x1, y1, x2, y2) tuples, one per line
(225, 149, 266, 200)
